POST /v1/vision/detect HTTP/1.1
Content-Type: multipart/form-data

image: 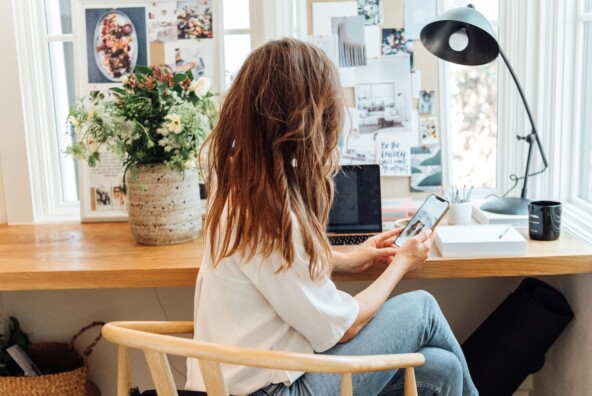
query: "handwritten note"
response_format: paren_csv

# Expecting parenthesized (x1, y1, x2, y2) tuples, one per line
(376, 134, 412, 176)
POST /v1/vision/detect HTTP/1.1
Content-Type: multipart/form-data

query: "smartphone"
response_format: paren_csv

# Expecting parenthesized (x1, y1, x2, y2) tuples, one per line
(394, 194, 450, 247)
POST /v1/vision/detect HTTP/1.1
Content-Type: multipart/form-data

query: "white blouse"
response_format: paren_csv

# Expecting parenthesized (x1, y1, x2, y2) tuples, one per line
(185, 214, 359, 395)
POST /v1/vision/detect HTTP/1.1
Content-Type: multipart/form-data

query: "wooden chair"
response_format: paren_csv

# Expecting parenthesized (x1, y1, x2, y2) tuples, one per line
(102, 321, 425, 396)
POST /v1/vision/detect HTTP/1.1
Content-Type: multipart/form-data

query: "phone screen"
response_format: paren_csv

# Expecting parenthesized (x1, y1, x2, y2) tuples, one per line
(394, 194, 449, 247)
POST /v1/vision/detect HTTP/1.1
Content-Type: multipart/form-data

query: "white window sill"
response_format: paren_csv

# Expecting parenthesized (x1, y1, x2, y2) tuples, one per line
(563, 202, 592, 244)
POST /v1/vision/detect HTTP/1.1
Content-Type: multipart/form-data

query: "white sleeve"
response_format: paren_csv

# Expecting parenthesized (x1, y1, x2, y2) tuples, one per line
(239, 224, 359, 353)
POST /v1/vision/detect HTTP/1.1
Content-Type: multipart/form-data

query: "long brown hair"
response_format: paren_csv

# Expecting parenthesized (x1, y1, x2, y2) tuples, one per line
(201, 38, 344, 280)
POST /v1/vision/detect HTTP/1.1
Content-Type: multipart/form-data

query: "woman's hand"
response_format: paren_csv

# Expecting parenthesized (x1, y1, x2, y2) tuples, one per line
(392, 230, 433, 273)
(338, 229, 434, 343)
(332, 228, 404, 273)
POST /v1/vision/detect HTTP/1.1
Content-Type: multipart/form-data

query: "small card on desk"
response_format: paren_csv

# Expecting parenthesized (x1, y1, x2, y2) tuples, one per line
(434, 224, 527, 257)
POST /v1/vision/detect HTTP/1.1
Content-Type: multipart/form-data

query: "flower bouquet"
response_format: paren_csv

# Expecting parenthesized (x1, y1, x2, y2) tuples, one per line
(67, 66, 217, 245)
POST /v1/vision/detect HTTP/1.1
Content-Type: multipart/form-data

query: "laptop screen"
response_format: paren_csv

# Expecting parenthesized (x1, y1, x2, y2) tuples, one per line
(327, 165, 382, 233)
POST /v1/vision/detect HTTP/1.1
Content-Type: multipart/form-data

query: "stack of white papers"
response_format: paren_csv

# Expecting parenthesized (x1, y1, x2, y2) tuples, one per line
(434, 225, 527, 257)
(472, 200, 528, 228)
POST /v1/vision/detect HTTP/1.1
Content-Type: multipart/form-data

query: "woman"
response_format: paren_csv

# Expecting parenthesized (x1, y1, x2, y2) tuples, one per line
(405, 220, 426, 238)
(186, 38, 477, 396)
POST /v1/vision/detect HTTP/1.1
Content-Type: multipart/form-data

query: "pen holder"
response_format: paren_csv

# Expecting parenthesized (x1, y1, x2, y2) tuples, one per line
(448, 202, 472, 225)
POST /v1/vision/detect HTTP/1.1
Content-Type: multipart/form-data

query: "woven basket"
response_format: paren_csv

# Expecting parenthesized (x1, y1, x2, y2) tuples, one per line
(0, 321, 104, 396)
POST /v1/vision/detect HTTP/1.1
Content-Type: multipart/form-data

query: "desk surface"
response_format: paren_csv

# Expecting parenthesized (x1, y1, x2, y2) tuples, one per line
(1, 222, 592, 291)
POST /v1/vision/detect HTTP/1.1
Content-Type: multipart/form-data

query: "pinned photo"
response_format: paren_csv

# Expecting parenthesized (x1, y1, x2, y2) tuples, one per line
(85, 7, 148, 83)
(420, 117, 439, 145)
(356, 82, 403, 134)
(161, 39, 215, 80)
(147, 1, 177, 42)
(332, 16, 367, 67)
(357, 0, 383, 25)
(381, 28, 414, 70)
(112, 185, 126, 210)
(381, 28, 412, 55)
(419, 90, 435, 114)
(177, 1, 213, 39)
(93, 186, 112, 210)
(410, 146, 442, 193)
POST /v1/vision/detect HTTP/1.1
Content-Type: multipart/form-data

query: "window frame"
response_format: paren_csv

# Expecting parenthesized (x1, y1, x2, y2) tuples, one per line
(563, 1, 592, 243)
(12, 0, 79, 223)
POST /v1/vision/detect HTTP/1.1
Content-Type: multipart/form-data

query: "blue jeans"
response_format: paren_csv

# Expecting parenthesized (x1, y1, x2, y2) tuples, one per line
(250, 291, 478, 396)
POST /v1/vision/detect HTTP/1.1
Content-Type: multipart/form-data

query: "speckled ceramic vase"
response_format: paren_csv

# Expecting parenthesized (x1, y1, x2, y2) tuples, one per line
(126, 164, 201, 245)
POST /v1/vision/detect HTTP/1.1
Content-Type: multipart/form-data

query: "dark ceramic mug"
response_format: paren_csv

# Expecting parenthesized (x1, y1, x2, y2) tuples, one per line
(528, 201, 562, 241)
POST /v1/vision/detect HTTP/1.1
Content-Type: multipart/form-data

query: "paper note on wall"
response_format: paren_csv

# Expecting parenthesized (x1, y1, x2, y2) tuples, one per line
(404, 0, 437, 40)
(312, 2, 357, 35)
(365, 25, 380, 58)
(375, 131, 413, 176)
(412, 70, 422, 99)
(307, 35, 340, 66)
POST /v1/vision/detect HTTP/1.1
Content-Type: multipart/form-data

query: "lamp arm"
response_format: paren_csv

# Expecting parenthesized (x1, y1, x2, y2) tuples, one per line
(498, 48, 549, 170)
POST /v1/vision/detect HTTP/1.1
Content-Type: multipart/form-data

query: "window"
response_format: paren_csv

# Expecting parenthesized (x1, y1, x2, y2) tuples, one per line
(44, 0, 79, 203)
(444, 0, 499, 189)
(11, 0, 80, 222)
(578, 10, 592, 203)
(222, 0, 252, 86)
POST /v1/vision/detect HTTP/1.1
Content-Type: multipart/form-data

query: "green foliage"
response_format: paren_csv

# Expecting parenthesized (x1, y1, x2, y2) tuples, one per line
(65, 66, 218, 181)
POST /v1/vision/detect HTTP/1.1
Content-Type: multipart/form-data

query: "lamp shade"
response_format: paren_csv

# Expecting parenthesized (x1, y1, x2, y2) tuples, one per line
(420, 5, 499, 66)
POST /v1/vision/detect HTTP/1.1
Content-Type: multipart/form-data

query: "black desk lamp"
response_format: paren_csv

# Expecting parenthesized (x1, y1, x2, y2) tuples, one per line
(420, 4, 548, 215)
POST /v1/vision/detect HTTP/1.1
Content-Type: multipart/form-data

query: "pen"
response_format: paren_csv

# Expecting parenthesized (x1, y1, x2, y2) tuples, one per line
(467, 185, 474, 202)
(498, 226, 512, 239)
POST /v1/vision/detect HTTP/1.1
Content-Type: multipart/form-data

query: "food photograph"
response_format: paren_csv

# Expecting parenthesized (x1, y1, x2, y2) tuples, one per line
(85, 7, 148, 84)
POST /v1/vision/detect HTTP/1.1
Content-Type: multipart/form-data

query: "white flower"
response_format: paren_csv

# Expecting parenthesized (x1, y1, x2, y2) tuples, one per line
(198, 113, 210, 130)
(86, 136, 99, 153)
(158, 127, 170, 137)
(165, 114, 182, 134)
(68, 116, 78, 127)
(86, 111, 96, 121)
(121, 75, 129, 84)
(184, 159, 196, 170)
(190, 77, 212, 97)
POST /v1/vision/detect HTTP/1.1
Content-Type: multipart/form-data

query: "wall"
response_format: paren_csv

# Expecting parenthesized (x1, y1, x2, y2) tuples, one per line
(0, 164, 6, 224)
(531, 274, 592, 395)
(0, 0, 34, 224)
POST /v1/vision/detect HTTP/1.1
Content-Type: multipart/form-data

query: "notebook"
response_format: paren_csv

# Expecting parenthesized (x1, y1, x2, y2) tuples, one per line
(434, 224, 527, 257)
(472, 199, 528, 228)
(327, 165, 382, 245)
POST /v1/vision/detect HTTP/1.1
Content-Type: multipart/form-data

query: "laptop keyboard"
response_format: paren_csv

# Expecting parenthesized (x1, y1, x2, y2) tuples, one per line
(328, 234, 372, 245)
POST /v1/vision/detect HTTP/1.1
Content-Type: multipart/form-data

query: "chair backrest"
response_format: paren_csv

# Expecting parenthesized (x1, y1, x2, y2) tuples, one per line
(102, 321, 424, 396)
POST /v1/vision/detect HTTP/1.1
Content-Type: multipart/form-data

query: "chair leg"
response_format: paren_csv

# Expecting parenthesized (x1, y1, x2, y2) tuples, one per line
(340, 372, 353, 396)
(118, 346, 131, 396)
(144, 350, 178, 396)
(198, 359, 230, 396)
(404, 367, 418, 396)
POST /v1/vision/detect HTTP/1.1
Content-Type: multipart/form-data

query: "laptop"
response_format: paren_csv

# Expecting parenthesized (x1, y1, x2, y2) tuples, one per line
(327, 164, 382, 245)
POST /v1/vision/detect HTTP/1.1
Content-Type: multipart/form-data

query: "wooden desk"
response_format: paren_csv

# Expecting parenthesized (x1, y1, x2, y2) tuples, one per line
(1, 222, 591, 291)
